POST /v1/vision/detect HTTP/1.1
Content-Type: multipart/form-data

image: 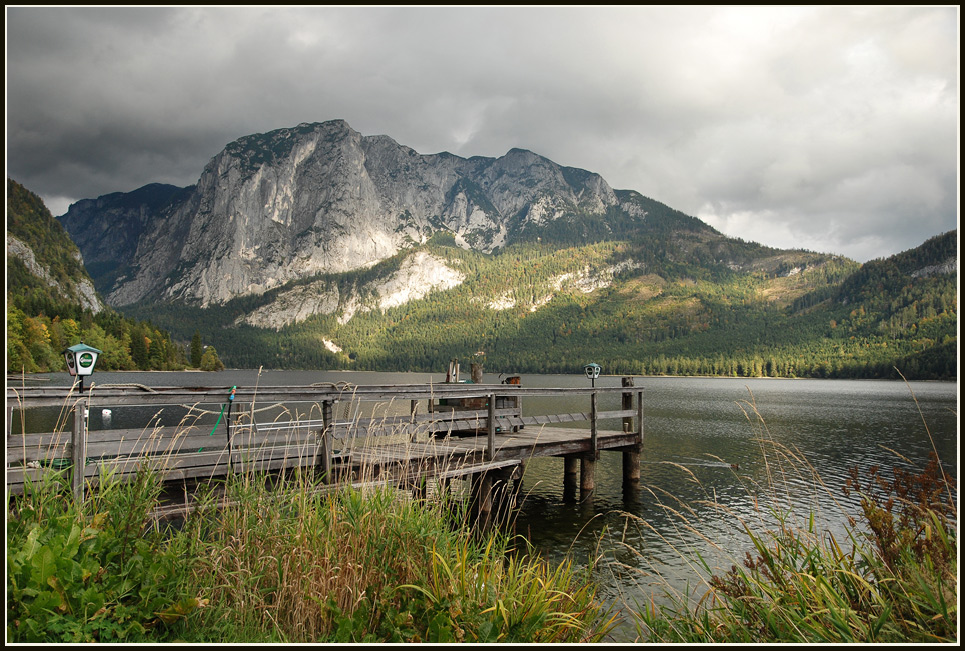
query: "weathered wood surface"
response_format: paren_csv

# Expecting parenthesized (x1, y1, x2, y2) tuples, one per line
(7, 382, 643, 496)
(6, 382, 634, 407)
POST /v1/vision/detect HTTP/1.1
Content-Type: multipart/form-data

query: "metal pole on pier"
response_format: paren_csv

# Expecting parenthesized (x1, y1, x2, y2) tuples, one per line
(71, 398, 87, 504)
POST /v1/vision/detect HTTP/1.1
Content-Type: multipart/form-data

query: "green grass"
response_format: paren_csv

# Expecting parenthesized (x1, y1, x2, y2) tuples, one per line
(7, 460, 616, 643)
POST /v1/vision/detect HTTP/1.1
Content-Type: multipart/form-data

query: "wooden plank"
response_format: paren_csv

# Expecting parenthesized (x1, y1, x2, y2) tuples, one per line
(434, 459, 520, 480)
(6, 435, 72, 464)
(84, 433, 229, 459)
(81, 450, 230, 477)
(6, 465, 69, 492)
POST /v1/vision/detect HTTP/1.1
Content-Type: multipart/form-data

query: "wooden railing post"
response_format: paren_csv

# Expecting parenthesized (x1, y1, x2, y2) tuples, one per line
(409, 399, 419, 441)
(637, 389, 644, 439)
(487, 393, 496, 460)
(321, 400, 334, 482)
(622, 377, 634, 433)
(71, 399, 87, 504)
(621, 379, 642, 486)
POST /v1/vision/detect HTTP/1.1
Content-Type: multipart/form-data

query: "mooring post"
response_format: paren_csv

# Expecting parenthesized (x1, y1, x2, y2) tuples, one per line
(71, 398, 87, 504)
(487, 393, 496, 460)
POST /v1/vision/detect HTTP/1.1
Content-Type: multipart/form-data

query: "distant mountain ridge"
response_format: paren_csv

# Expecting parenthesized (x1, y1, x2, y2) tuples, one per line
(7, 178, 103, 314)
(35, 119, 956, 380)
(60, 119, 680, 309)
(6, 178, 189, 374)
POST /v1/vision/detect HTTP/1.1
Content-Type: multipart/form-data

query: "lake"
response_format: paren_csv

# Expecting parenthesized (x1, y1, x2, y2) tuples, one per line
(8, 370, 958, 641)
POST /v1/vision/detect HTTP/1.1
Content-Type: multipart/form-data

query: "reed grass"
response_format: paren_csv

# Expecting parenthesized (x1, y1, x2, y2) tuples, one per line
(618, 390, 957, 643)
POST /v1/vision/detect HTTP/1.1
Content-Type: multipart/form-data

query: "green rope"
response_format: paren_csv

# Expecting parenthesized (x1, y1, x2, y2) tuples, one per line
(201, 403, 227, 451)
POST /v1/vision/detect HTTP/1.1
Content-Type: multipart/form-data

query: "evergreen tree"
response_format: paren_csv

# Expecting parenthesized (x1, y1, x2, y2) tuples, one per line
(191, 330, 203, 367)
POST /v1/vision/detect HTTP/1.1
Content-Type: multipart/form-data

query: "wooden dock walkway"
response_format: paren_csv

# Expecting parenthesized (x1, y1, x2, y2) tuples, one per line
(6, 378, 644, 525)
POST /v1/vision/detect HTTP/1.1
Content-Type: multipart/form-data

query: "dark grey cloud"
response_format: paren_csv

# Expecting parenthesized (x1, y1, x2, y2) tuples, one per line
(6, 6, 959, 262)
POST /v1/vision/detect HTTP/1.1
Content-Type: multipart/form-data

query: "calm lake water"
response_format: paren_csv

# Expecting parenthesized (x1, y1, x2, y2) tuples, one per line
(10, 370, 959, 641)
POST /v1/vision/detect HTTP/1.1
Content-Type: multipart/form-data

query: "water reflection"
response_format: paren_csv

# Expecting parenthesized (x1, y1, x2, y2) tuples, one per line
(508, 376, 957, 640)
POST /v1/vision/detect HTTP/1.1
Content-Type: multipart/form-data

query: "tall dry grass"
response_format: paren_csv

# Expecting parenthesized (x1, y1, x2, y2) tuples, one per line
(610, 389, 957, 643)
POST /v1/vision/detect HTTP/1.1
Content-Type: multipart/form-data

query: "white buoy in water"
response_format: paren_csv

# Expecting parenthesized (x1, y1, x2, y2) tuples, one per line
(102, 408, 112, 426)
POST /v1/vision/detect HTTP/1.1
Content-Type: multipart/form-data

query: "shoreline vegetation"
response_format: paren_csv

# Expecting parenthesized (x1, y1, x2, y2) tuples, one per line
(6, 391, 957, 643)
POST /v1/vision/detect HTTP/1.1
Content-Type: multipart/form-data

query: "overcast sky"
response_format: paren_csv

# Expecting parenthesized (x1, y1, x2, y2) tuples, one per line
(5, 6, 959, 262)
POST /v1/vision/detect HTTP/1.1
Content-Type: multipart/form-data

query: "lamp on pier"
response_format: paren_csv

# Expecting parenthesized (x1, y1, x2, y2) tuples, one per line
(63, 342, 102, 391)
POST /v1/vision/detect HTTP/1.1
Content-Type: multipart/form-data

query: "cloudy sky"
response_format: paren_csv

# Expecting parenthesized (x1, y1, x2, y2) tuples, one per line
(6, 6, 959, 262)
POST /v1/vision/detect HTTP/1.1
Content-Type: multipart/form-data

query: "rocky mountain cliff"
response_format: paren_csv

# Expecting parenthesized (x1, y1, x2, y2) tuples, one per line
(7, 178, 103, 314)
(60, 119, 654, 309)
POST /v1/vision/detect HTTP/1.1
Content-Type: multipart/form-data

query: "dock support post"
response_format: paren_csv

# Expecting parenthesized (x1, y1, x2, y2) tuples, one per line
(563, 455, 579, 502)
(474, 471, 494, 531)
(622, 378, 641, 487)
(491, 466, 515, 520)
(510, 461, 525, 505)
(580, 453, 595, 495)
(71, 397, 87, 504)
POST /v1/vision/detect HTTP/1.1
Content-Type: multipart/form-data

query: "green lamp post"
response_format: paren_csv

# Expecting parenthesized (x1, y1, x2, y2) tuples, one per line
(64, 342, 102, 390)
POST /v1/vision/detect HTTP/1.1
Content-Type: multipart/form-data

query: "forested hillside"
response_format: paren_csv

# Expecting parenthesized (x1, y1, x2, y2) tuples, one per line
(6, 179, 188, 374)
(125, 230, 957, 381)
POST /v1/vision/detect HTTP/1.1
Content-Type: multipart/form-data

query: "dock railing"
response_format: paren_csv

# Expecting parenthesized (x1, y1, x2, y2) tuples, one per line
(6, 380, 643, 503)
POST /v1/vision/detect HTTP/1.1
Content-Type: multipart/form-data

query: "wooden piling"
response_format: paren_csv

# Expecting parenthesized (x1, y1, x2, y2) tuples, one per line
(580, 453, 595, 494)
(622, 377, 641, 486)
(563, 455, 579, 502)
(475, 471, 494, 531)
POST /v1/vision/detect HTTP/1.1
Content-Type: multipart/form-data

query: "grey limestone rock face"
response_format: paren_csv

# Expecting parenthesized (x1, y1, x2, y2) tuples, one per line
(60, 119, 631, 311)
(6, 232, 104, 314)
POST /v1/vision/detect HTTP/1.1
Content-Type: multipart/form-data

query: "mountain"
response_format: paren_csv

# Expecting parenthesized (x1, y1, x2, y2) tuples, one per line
(6, 178, 187, 373)
(7, 178, 104, 315)
(53, 120, 957, 380)
(60, 119, 703, 309)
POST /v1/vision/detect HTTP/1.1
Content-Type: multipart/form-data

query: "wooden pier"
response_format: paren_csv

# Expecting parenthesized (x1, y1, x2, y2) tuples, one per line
(6, 378, 643, 526)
